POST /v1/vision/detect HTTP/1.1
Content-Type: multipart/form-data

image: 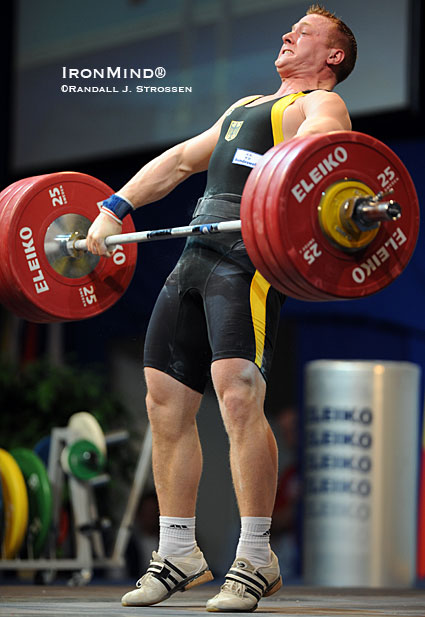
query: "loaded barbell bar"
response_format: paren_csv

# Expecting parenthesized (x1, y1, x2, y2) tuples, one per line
(0, 131, 419, 323)
(60, 196, 401, 256)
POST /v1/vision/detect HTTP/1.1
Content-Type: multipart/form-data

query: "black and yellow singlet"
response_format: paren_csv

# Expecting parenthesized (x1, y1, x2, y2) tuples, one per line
(205, 92, 307, 196)
(144, 93, 307, 392)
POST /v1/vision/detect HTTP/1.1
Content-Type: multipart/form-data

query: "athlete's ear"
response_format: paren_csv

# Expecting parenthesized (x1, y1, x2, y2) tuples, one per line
(327, 48, 345, 67)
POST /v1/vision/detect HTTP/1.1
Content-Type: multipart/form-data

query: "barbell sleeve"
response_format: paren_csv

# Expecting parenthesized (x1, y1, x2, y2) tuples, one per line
(69, 219, 243, 254)
(353, 200, 402, 225)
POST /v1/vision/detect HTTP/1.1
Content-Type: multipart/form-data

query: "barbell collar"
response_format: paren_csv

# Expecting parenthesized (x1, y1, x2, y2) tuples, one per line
(66, 219, 243, 255)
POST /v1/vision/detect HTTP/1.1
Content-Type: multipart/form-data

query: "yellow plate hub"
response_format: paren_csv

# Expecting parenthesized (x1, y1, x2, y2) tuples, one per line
(318, 179, 378, 251)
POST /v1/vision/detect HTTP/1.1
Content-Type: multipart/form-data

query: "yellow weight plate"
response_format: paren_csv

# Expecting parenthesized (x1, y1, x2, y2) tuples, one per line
(0, 448, 29, 558)
(318, 179, 378, 251)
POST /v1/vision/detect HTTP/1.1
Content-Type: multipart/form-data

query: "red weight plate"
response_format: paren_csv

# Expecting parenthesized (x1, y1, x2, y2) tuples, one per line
(242, 141, 311, 299)
(262, 140, 338, 301)
(242, 140, 331, 301)
(249, 142, 324, 300)
(241, 143, 286, 283)
(0, 177, 77, 322)
(264, 137, 365, 299)
(254, 140, 333, 301)
(0, 179, 32, 307)
(0, 177, 65, 323)
(1, 172, 138, 322)
(242, 141, 319, 301)
(273, 132, 419, 299)
(0, 177, 56, 322)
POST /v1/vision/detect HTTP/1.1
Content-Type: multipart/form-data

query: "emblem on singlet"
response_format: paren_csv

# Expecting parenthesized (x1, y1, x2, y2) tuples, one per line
(225, 120, 244, 141)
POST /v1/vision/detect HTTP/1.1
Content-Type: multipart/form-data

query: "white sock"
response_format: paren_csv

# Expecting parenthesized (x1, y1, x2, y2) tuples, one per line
(158, 516, 197, 557)
(236, 516, 272, 567)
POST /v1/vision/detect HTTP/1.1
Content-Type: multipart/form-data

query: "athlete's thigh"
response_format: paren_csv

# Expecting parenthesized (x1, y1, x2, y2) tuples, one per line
(204, 248, 284, 381)
(144, 276, 212, 394)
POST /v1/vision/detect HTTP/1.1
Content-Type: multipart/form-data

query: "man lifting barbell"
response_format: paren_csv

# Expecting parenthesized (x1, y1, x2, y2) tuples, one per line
(83, 4, 397, 613)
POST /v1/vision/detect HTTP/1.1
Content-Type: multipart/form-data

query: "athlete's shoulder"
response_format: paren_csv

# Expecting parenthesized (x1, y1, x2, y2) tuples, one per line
(300, 89, 349, 114)
(300, 89, 351, 130)
(302, 89, 347, 105)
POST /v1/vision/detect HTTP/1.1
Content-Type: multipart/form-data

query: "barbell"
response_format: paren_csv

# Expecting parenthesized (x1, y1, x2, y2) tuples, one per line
(0, 131, 419, 323)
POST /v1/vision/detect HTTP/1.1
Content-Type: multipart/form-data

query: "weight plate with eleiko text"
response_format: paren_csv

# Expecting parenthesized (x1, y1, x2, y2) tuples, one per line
(0, 172, 138, 322)
(262, 138, 341, 300)
(247, 137, 336, 300)
(0, 177, 55, 322)
(261, 132, 418, 299)
(242, 140, 314, 299)
(242, 138, 332, 300)
(242, 139, 323, 300)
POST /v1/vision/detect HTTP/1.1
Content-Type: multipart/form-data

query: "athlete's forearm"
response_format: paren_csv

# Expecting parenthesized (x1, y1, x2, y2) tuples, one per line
(117, 143, 192, 208)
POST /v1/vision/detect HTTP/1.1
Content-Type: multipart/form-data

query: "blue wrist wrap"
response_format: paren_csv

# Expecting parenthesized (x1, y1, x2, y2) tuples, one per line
(102, 194, 134, 221)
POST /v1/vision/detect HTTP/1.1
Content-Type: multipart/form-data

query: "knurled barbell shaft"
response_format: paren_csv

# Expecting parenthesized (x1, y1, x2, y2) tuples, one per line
(67, 220, 241, 251)
(69, 219, 243, 254)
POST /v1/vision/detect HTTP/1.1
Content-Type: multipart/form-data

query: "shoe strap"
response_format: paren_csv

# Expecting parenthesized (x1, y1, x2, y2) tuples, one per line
(147, 558, 190, 591)
(224, 567, 269, 601)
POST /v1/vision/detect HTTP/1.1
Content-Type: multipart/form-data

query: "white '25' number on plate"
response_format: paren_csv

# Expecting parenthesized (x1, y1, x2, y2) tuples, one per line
(377, 166, 395, 189)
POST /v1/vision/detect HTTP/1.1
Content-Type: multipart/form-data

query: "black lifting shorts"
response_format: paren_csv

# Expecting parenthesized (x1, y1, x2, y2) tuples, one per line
(143, 194, 286, 393)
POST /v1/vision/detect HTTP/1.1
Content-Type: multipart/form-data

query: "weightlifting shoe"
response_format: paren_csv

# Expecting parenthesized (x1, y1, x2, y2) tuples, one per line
(206, 551, 282, 612)
(121, 546, 213, 607)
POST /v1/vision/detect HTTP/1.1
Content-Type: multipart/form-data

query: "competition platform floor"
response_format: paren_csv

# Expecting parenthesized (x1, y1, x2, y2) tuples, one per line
(1, 584, 425, 617)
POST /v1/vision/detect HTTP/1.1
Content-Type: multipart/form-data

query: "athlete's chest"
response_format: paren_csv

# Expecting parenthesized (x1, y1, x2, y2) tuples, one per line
(221, 95, 306, 146)
(221, 104, 273, 148)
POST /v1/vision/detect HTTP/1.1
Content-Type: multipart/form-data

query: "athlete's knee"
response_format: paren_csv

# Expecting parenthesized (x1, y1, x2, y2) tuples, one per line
(144, 370, 173, 419)
(145, 389, 173, 433)
(144, 368, 201, 438)
(212, 360, 265, 433)
(145, 389, 191, 443)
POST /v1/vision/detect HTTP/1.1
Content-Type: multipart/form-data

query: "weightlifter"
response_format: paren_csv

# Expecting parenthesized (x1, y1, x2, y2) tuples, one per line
(87, 4, 356, 612)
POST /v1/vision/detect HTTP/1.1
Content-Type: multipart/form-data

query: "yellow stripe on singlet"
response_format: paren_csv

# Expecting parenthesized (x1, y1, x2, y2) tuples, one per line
(250, 92, 307, 369)
(271, 91, 307, 145)
(250, 270, 271, 369)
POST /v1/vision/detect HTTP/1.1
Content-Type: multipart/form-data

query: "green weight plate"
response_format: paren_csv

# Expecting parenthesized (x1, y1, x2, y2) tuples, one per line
(10, 448, 53, 558)
(62, 439, 105, 481)
(68, 412, 107, 456)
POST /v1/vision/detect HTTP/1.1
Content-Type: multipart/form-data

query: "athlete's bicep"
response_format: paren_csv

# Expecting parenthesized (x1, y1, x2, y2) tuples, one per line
(178, 124, 223, 175)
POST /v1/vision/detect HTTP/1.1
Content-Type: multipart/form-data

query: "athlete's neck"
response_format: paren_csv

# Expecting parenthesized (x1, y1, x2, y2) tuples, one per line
(274, 76, 335, 96)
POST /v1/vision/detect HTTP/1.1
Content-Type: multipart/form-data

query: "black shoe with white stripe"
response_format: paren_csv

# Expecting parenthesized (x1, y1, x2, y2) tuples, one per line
(206, 552, 282, 612)
(121, 547, 213, 607)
